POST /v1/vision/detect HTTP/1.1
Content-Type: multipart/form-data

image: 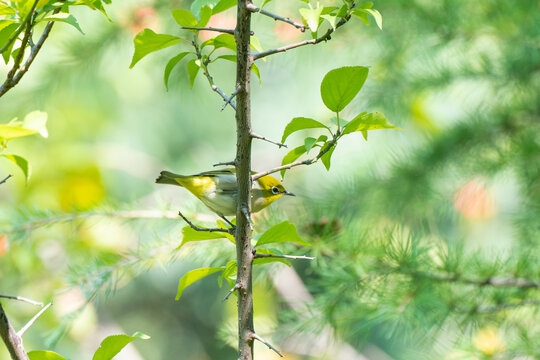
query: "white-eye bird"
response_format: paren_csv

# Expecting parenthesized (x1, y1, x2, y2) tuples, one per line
(156, 168, 294, 217)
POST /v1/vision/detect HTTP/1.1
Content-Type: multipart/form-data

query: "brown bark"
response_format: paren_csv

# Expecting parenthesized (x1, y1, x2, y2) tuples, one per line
(0, 303, 29, 360)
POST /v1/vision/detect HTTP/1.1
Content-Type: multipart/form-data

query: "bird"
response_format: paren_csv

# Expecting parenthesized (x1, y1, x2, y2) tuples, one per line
(156, 168, 295, 218)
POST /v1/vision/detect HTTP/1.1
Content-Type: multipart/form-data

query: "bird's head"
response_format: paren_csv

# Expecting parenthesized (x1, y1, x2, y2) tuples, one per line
(256, 175, 295, 206)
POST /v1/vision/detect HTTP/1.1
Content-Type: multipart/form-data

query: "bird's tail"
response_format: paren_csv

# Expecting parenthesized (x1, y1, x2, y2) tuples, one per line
(156, 171, 184, 186)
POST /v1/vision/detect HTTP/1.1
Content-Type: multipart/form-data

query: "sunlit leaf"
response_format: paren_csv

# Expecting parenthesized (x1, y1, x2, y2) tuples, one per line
(197, 6, 212, 27)
(179, 226, 232, 248)
(164, 52, 190, 90)
(342, 112, 399, 135)
(281, 117, 329, 143)
(186, 58, 200, 88)
(321, 14, 337, 30)
(28, 351, 66, 360)
(353, 8, 382, 29)
(176, 267, 224, 300)
(1, 154, 30, 182)
(280, 146, 307, 178)
(129, 29, 181, 69)
(212, 0, 236, 15)
(0, 22, 19, 64)
(0, 124, 37, 140)
(172, 8, 198, 27)
(320, 66, 369, 112)
(320, 142, 336, 170)
(92, 333, 150, 360)
(0, 3, 16, 15)
(299, 6, 323, 33)
(255, 221, 310, 247)
(250, 36, 263, 53)
(23, 111, 48, 138)
(36, 13, 84, 34)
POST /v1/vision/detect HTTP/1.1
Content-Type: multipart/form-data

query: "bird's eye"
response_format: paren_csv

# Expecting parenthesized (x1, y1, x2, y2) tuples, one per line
(271, 186, 280, 195)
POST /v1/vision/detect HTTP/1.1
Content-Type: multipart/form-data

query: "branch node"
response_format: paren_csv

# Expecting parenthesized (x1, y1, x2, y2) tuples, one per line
(250, 332, 284, 357)
(241, 207, 253, 231)
(222, 283, 240, 302)
(221, 87, 241, 111)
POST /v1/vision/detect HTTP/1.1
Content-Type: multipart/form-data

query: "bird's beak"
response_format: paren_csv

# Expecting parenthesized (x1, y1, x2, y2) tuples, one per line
(283, 191, 295, 196)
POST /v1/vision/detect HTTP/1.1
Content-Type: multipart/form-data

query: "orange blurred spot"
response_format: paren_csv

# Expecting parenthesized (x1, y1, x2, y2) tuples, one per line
(200, 14, 236, 41)
(0, 234, 8, 256)
(454, 180, 496, 219)
(274, 21, 304, 43)
(130, 7, 159, 35)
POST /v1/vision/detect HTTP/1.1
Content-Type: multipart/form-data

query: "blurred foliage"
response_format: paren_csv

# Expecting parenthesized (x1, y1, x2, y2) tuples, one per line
(0, 0, 539, 359)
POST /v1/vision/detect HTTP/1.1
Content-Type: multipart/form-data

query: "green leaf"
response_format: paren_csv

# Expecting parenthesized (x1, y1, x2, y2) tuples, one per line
(361, 130, 368, 140)
(176, 267, 224, 300)
(179, 226, 232, 248)
(253, 248, 291, 266)
(281, 117, 329, 143)
(197, 6, 212, 27)
(164, 52, 190, 91)
(36, 13, 84, 34)
(129, 29, 181, 69)
(255, 221, 310, 247)
(0, 22, 19, 64)
(321, 14, 337, 30)
(0, 3, 16, 15)
(92, 333, 150, 360)
(250, 36, 263, 53)
(190, 0, 217, 18)
(0, 124, 37, 140)
(342, 112, 399, 135)
(212, 0, 236, 14)
(354, 8, 382, 29)
(210, 33, 236, 51)
(28, 351, 66, 360)
(320, 142, 336, 170)
(214, 55, 260, 82)
(23, 111, 48, 138)
(299, 6, 323, 33)
(2, 154, 30, 182)
(320, 66, 369, 112)
(172, 8, 198, 27)
(251, 63, 261, 84)
(304, 137, 317, 152)
(280, 146, 307, 179)
(186, 58, 200, 88)
(336, 4, 348, 18)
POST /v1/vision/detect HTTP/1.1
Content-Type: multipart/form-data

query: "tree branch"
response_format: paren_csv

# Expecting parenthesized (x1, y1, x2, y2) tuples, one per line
(253, 14, 352, 61)
(0, 0, 38, 55)
(17, 302, 52, 337)
(221, 87, 241, 111)
(178, 211, 234, 234)
(213, 160, 237, 167)
(246, 3, 305, 31)
(0, 303, 29, 360)
(409, 270, 540, 289)
(0, 294, 42, 307)
(181, 27, 238, 35)
(253, 253, 315, 261)
(250, 132, 287, 148)
(0, 174, 13, 185)
(252, 130, 340, 180)
(191, 40, 237, 110)
(222, 283, 239, 302)
(250, 332, 284, 358)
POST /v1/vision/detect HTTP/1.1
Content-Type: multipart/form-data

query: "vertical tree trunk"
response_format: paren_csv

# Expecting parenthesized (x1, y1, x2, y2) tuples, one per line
(234, 0, 254, 359)
(0, 304, 29, 360)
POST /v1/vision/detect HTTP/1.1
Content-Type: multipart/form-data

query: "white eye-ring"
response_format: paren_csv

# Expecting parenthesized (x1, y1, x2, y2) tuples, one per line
(271, 186, 280, 195)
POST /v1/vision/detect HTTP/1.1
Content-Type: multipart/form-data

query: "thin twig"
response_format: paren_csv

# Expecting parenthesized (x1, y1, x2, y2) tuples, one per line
(252, 131, 340, 180)
(178, 211, 234, 234)
(17, 302, 52, 337)
(0, 294, 43, 307)
(241, 207, 253, 231)
(251, 132, 287, 148)
(253, 253, 315, 261)
(253, 13, 352, 61)
(222, 283, 239, 302)
(246, 3, 305, 31)
(250, 332, 284, 358)
(191, 40, 237, 110)
(0, 304, 28, 360)
(221, 87, 241, 111)
(213, 160, 237, 167)
(0, 174, 13, 185)
(181, 26, 235, 35)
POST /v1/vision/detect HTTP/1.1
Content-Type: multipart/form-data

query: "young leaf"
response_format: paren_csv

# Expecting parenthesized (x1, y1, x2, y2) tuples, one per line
(255, 221, 310, 247)
(0, 22, 21, 63)
(186, 59, 200, 88)
(281, 117, 329, 143)
(320, 66, 369, 112)
(0, 4, 16, 15)
(321, 14, 337, 30)
(197, 6, 212, 27)
(361, 130, 368, 140)
(129, 29, 182, 69)
(36, 13, 84, 34)
(172, 8, 198, 27)
(342, 112, 399, 135)
(280, 146, 307, 178)
(304, 137, 317, 152)
(2, 154, 30, 182)
(212, 33, 236, 51)
(299, 6, 323, 33)
(0, 124, 37, 140)
(176, 267, 225, 300)
(28, 351, 66, 360)
(353, 8, 382, 29)
(320, 142, 336, 170)
(23, 111, 48, 138)
(164, 52, 190, 90)
(250, 36, 263, 53)
(179, 226, 233, 248)
(212, 0, 236, 15)
(92, 333, 150, 360)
